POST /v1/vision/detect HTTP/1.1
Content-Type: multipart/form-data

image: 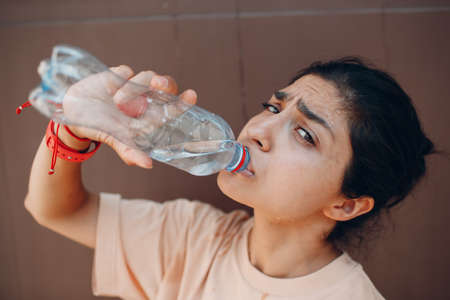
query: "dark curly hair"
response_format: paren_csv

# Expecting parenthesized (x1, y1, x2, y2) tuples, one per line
(288, 57, 437, 249)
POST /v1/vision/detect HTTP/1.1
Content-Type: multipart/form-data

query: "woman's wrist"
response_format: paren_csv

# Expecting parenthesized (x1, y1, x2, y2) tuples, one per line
(53, 123, 91, 151)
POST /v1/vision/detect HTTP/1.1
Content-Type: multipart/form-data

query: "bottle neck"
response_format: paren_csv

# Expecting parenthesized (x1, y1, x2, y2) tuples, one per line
(225, 142, 250, 173)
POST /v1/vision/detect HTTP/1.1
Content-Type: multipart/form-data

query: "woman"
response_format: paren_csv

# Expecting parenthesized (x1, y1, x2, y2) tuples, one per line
(25, 57, 434, 299)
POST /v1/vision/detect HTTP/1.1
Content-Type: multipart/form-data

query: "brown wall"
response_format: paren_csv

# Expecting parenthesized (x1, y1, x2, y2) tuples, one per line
(1, 1, 450, 299)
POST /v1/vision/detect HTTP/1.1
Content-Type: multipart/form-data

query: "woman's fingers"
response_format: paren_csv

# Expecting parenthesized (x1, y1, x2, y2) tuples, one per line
(96, 131, 153, 169)
(114, 72, 179, 118)
(149, 74, 179, 95)
(105, 65, 135, 95)
(179, 89, 198, 106)
(114, 70, 155, 117)
(117, 145, 153, 169)
(114, 70, 155, 101)
(65, 65, 134, 114)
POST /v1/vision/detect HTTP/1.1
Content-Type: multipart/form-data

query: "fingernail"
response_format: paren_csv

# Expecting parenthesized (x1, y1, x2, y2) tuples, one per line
(187, 89, 196, 98)
(153, 76, 168, 88)
(111, 65, 133, 78)
(140, 160, 153, 169)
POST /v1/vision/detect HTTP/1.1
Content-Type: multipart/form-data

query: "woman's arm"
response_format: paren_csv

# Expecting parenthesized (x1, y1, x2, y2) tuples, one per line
(23, 65, 196, 249)
(25, 125, 100, 249)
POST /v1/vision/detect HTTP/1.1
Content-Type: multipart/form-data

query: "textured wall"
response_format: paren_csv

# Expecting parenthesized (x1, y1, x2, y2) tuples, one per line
(1, 1, 449, 299)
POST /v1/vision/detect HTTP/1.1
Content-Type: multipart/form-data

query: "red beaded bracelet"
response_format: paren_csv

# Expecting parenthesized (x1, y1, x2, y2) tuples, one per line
(45, 120, 101, 174)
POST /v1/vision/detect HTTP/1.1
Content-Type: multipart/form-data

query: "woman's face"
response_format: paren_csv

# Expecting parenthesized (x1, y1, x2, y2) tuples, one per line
(217, 74, 353, 222)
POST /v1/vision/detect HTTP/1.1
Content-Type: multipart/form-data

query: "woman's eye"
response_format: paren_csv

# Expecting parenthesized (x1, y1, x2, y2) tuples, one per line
(297, 127, 315, 145)
(261, 101, 316, 146)
(261, 102, 279, 113)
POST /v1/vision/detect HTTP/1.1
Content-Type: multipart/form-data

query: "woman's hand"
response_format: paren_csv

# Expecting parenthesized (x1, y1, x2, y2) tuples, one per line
(61, 65, 198, 169)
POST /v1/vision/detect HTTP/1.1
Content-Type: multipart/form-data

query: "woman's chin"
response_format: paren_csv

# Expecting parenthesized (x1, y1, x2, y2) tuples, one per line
(217, 171, 233, 196)
(217, 171, 255, 208)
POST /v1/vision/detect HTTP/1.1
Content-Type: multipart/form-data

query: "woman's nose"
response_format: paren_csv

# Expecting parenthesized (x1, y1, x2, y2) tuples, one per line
(246, 119, 274, 152)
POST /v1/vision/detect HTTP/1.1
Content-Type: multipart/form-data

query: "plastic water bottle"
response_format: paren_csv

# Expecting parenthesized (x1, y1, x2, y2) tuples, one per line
(26, 44, 250, 176)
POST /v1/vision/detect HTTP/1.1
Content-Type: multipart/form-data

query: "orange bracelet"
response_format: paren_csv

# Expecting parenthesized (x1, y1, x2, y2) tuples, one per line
(45, 120, 101, 174)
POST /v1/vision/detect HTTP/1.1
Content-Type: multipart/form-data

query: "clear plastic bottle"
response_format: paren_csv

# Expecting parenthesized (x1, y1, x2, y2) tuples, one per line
(27, 44, 249, 176)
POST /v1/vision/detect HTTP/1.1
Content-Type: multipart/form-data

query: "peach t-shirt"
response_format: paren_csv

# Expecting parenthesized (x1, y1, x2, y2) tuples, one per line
(92, 193, 385, 300)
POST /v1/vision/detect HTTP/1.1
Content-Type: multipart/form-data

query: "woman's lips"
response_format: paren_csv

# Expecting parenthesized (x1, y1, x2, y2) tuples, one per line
(238, 160, 255, 177)
(239, 168, 254, 177)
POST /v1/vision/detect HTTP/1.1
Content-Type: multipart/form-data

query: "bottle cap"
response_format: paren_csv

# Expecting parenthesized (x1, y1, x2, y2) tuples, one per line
(225, 143, 250, 173)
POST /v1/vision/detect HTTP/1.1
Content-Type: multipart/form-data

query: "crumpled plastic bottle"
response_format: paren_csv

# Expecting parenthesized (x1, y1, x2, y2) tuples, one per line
(26, 44, 250, 176)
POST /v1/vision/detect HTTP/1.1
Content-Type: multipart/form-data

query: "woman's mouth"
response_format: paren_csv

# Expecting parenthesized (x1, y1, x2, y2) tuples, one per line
(235, 144, 255, 177)
(238, 158, 255, 177)
(238, 168, 255, 177)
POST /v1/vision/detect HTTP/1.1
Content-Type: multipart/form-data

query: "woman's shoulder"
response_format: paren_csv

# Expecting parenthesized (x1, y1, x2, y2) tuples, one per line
(336, 253, 385, 300)
(102, 192, 251, 234)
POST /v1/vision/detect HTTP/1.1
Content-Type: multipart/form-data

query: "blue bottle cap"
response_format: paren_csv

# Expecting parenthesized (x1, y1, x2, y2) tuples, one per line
(225, 143, 250, 173)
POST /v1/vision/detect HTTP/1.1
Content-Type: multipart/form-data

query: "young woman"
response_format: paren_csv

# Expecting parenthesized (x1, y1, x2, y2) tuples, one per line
(25, 58, 434, 299)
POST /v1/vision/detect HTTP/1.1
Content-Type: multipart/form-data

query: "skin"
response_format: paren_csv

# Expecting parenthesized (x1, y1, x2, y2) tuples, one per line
(217, 74, 374, 278)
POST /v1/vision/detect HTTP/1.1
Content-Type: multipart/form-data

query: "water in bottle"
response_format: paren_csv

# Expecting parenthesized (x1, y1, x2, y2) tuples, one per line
(140, 104, 250, 176)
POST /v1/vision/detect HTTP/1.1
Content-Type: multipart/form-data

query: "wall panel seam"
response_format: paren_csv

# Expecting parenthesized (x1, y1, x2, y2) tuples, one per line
(1, 6, 450, 28)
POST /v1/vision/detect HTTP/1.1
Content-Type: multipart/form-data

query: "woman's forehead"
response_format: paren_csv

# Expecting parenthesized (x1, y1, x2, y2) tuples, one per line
(280, 75, 348, 129)
(282, 75, 340, 102)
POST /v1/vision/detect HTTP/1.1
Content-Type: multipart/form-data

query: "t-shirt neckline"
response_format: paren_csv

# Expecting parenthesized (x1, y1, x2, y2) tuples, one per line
(237, 219, 360, 297)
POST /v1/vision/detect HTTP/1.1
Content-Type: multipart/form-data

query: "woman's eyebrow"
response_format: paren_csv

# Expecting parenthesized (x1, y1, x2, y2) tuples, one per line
(274, 90, 288, 101)
(274, 90, 335, 140)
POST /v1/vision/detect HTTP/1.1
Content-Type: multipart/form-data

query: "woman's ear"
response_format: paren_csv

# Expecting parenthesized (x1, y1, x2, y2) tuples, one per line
(322, 196, 374, 221)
